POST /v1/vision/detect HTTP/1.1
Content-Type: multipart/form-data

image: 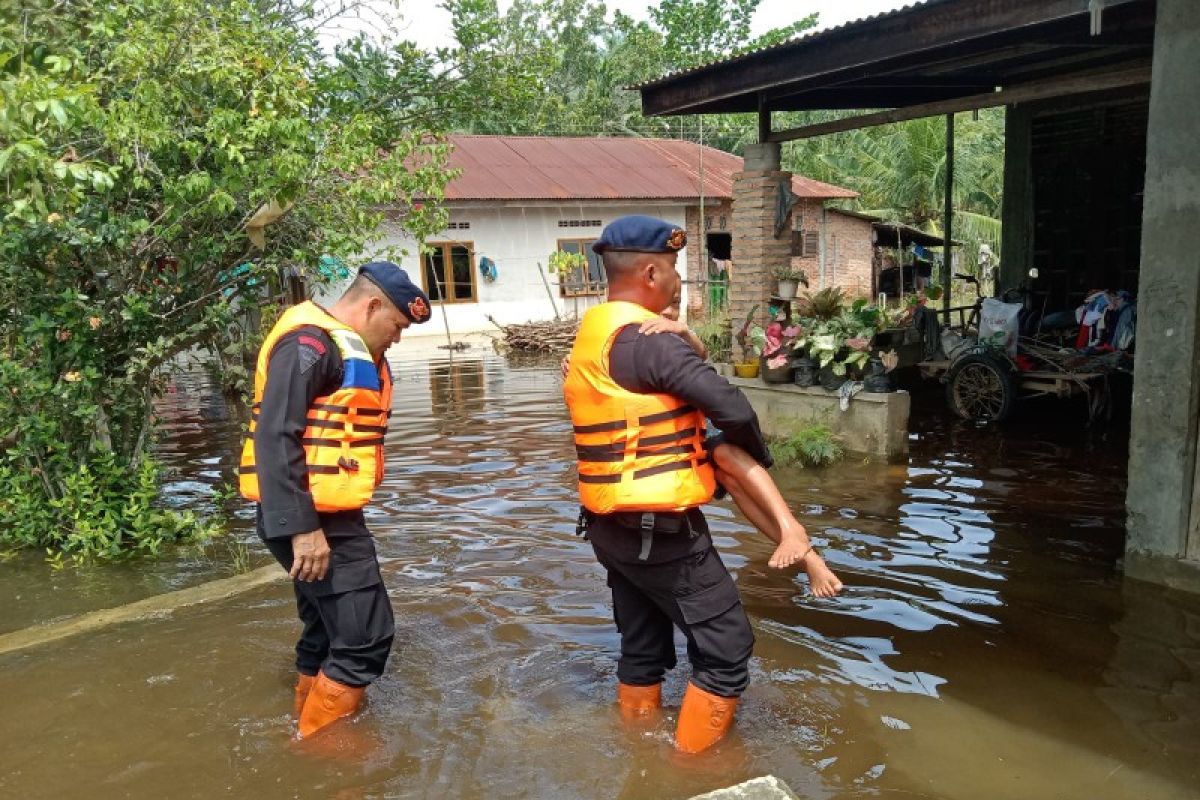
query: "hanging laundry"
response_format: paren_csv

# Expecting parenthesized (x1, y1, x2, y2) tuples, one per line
(1075, 290, 1112, 350)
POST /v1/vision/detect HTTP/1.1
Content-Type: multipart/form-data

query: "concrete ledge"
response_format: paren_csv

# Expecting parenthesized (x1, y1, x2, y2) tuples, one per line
(0, 564, 287, 657)
(687, 776, 800, 800)
(1125, 551, 1200, 593)
(726, 375, 910, 462)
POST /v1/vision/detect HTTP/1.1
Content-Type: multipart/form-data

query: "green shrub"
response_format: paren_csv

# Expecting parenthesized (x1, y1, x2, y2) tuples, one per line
(0, 0, 452, 560)
(693, 312, 732, 362)
(768, 424, 843, 468)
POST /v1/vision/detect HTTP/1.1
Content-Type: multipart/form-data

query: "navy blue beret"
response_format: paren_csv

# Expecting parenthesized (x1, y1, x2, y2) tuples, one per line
(592, 215, 687, 255)
(359, 261, 432, 324)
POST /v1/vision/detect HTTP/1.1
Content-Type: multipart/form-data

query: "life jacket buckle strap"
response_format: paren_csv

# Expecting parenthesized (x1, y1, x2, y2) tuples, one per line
(337, 456, 360, 472)
(638, 528, 653, 561)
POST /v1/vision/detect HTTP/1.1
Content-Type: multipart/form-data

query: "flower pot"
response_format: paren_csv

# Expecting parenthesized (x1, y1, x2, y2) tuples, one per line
(776, 279, 799, 301)
(733, 361, 760, 379)
(793, 356, 817, 388)
(862, 355, 896, 393)
(818, 364, 844, 391)
(760, 355, 794, 384)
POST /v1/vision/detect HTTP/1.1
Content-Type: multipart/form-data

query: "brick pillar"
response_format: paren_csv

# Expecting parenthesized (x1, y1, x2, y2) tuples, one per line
(731, 144, 792, 346)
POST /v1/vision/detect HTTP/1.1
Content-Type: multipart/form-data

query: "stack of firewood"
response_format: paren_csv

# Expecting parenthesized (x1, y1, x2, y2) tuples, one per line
(487, 316, 579, 353)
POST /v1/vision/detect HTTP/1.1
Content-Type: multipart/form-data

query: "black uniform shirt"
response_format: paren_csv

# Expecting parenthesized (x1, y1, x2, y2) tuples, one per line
(585, 324, 771, 562)
(253, 325, 369, 540)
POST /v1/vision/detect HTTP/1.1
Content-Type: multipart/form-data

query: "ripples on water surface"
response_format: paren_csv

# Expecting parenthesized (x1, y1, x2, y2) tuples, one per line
(1, 344, 1197, 800)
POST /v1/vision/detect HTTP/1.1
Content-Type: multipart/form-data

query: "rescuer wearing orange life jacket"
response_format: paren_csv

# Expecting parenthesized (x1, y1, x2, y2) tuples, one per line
(239, 260, 431, 739)
(563, 216, 772, 754)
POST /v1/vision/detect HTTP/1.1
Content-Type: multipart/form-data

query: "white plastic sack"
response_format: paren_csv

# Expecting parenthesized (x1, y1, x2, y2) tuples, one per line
(979, 298, 1022, 356)
(940, 329, 970, 361)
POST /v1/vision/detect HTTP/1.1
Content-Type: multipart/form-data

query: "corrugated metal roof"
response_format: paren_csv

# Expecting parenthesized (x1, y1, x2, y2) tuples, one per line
(443, 135, 857, 201)
(632, 0, 942, 90)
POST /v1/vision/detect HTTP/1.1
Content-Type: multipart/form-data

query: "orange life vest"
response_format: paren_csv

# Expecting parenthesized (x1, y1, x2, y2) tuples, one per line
(239, 302, 393, 513)
(563, 301, 715, 515)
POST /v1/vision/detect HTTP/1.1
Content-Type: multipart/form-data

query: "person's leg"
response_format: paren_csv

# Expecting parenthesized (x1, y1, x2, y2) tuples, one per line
(297, 536, 395, 738)
(651, 546, 753, 754)
(596, 550, 676, 718)
(294, 587, 330, 676)
(712, 443, 844, 596)
(292, 586, 328, 717)
(711, 442, 808, 566)
(261, 532, 327, 715)
(298, 582, 394, 738)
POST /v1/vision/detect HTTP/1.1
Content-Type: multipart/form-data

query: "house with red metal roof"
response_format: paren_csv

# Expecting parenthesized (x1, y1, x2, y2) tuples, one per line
(336, 134, 862, 335)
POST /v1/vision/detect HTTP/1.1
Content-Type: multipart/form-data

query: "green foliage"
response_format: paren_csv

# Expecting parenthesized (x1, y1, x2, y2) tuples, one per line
(0, 0, 452, 560)
(771, 264, 808, 284)
(785, 110, 1004, 275)
(769, 424, 843, 469)
(0, 449, 218, 560)
(692, 311, 732, 362)
(792, 297, 891, 376)
(805, 287, 847, 320)
(549, 248, 587, 276)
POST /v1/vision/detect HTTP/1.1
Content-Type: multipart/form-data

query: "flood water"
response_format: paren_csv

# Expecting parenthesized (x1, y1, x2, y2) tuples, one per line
(1, 342, 1198, 800)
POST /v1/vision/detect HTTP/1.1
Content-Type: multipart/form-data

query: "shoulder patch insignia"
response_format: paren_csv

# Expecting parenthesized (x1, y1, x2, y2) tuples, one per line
(297, 342, 322, 374)
(297, 334, 327, 355)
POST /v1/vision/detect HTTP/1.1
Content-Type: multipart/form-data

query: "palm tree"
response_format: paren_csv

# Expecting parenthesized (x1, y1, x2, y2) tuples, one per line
(785, 109, 1004, 276)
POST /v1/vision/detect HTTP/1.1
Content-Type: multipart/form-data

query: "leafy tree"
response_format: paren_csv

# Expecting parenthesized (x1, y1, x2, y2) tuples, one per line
(650, 0, 815, 68)
(0, 0, 452, 559)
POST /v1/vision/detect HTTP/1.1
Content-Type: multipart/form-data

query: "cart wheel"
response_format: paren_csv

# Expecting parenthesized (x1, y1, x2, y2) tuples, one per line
(945, 352, 1016, 422)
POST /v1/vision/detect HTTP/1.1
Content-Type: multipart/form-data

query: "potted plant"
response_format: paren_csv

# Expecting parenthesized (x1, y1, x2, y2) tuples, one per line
(733, 305, 765, 378)
(761, 317, 800, 384)
(791, 307, 875, 392)
(771, 265, 808, 301)
(549, 249, 588, 295)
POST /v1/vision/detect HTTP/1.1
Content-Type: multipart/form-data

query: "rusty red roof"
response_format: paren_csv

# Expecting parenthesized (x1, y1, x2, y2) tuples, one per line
(443, 135, 857, 202)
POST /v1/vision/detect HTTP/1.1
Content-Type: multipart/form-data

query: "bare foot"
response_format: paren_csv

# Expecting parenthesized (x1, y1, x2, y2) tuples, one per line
(804, 553, 844, 598)
(768, 529, 809, 569)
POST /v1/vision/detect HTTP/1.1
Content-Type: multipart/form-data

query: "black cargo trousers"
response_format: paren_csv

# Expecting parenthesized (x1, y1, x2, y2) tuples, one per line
(260, 522, 395, 688)
(587, 508, 755, 697)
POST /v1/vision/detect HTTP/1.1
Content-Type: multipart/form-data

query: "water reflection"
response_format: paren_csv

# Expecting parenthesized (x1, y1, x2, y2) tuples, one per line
(0, 349, 1197, 800)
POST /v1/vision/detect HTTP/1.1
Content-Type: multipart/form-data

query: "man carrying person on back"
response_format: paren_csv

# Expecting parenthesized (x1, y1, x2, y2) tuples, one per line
(563, 216, 836, 754)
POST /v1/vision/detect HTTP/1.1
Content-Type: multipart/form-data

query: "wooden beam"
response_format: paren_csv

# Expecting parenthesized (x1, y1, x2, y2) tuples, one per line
(767, 65, 1151, 142)
(638, 0, 1151, 117)
(757, 95, 771, 143)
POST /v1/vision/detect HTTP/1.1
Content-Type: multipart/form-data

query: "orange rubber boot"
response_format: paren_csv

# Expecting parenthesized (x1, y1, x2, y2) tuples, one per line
(674, 682, 739, 754)
(297, 671, 366, 739)
(293, 673, 316, 719)
(617, 682, 662, 720)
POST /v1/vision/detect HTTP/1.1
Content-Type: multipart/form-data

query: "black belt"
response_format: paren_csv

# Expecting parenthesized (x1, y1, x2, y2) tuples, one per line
(582, 510, 697, 561)
(619, 510, 696, 561)
(612, 511, 692, 535)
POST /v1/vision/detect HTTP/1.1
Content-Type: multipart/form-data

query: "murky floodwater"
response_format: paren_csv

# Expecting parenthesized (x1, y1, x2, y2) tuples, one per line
(1, 342, 1198, 800)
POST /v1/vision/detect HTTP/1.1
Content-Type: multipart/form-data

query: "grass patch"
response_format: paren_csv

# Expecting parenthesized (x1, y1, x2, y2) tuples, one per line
(769, 424, 843, 468)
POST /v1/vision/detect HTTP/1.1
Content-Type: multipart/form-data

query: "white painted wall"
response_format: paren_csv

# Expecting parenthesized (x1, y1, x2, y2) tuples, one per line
(315, 201, 690, 337)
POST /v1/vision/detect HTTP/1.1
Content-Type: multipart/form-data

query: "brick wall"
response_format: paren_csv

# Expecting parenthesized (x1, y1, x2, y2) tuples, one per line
(825, 211, 876, 299)
(786, 206, 876, 299)
(789, 199, 824, 290)
(730, 170, 793, 333)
